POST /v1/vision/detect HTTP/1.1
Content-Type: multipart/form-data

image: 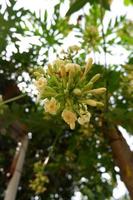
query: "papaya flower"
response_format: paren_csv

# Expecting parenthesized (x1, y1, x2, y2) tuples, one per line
(35, 77, 47, 91)
(62, 109, 77, 130)
(44, 97, 59, 114)
(78, 111, 91, 125)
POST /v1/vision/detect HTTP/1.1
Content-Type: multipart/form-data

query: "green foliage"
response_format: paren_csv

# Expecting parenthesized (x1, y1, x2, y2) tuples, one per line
(66, 0, 88, 16)
(117, 20, 133, 49)
(124, 0, 133, 5)
(66, 0, 110, 16)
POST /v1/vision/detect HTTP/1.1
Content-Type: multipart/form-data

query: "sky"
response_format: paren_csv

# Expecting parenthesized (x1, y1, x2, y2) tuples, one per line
(1, 0, 133, 199)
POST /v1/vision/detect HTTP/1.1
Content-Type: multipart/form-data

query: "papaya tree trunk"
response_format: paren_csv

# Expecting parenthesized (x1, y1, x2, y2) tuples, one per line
(4, 135, 28, 200)
(103, 123, 133, 199)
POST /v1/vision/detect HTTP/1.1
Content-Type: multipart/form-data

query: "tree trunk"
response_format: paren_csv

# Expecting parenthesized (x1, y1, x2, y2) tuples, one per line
(4, 135, 28, 200)
(103, 123, 133, 199)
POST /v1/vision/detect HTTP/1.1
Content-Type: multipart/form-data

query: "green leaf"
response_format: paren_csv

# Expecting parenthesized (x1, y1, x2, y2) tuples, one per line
(106, 70, 121, 93)
(124, 0, 133, 5)
(66, 0, 88, 16)
(99, 0, 110, 10)
(66, 0, 110, 16)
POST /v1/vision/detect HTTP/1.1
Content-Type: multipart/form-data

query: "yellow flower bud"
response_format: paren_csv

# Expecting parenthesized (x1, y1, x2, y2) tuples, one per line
(73, 88, 81, 96)
(65, 63, 75, 73)
(60, 65, 66, 77)
(34, 71, 42, 78)
(90, 74, 101, 83)
(80, 99, 97, 106)
(89, 88, 106, 94)
(82, 82, 93, 92)
(96, 102, 104, 107)
(53, 59, 65, 68)
(65, 63, 80, 74)
(84, 57, 93, 75)
(67, 69, 74, 89)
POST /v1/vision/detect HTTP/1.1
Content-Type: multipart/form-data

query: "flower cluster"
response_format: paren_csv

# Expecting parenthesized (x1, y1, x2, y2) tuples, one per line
(34, 46, 106, 129)
(29, 161, 49, 194)
(83, 25, 101, 51)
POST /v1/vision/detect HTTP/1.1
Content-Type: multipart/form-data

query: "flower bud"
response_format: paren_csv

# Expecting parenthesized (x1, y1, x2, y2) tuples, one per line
(60, 65, 66, 77)
(34, 71, 42, 78)
(96, 102, 104, 107)
(80, 99, 97, 106)
(73, 88, 81, 96)
(84, 58, 93, 75)
(67, 69, 74, 89)
(83, 82, 93, 92)
(90, 74, 101, 83)
(53, 59, 65, 66)
(89, 88, 106, 94)
(65, 63, 75, 73)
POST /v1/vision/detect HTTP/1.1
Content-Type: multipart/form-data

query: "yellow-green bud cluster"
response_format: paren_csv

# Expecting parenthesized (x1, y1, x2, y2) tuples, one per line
(29, 161, 49, 194)
(34, 47, 106, 129)
(83, 25, 101, 50)
(122, 64, 133, 95)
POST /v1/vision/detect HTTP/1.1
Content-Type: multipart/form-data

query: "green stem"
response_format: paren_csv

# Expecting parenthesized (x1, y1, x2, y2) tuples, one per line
(99, 1, 109, 113)
(0, 94, 26, 105)
(43, 131, 61, 168)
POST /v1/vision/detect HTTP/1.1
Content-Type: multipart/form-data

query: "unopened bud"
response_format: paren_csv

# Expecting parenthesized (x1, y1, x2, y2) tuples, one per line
(80, 99, 97, 106)
(83, 82, 93, 92)
(89, 88, 106, 94)
(84, 58, 93, 75)
(90, 74, 101, 83)
(96, 102, 104, 107)
(65, 63, 75, 73)
(60, 65, 66, 77)
(33, 71, 42, 78)
(67, 69, 74, 89)
(73, 88, 81, 96)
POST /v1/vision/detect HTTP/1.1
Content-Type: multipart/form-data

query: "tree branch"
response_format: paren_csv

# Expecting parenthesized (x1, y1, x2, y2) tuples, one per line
(103, 122, 133, 199)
